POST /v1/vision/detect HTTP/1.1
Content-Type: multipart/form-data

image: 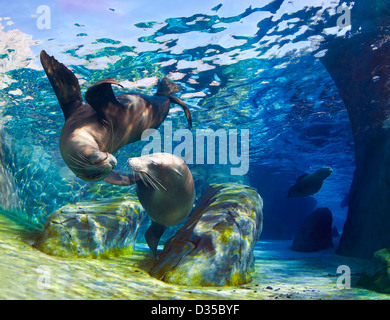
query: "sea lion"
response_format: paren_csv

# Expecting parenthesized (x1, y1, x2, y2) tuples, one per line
(40, 50, 192, 182)
(287, 167, 332, 198)
(127, 153, 195, 257)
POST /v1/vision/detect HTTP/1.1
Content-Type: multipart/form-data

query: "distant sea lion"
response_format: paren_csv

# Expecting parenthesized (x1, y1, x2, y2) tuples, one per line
(40, 50, 192, 182)
(288, 167, 332, 198)
(127, 153, 195, 257)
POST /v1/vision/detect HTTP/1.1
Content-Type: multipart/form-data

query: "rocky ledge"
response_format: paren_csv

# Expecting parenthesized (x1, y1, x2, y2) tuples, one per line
(358, 247, 390, 293)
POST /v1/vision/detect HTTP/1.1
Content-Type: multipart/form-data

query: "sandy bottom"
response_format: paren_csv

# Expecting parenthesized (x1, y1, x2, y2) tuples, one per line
(0, 213, 388, 300)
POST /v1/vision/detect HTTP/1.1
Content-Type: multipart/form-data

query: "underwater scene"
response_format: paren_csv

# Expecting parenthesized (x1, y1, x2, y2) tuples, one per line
(1, 0, 390, 302)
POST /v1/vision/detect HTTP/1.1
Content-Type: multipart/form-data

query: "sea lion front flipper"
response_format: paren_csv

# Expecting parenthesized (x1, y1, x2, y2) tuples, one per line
(169, 96, 192, 129)
(40, 50, 82, 121)
(103, 170, 140, 186)
(296, 173, 309, 183)
(145, 221, 166, 259)
(84, 78, 123, 120)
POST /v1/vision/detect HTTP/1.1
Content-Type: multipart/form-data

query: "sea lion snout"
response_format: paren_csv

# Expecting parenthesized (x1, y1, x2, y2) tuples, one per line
(127, 157, 145, 172)
(65, 151, 117, 182)
(108, 156, 117, 169)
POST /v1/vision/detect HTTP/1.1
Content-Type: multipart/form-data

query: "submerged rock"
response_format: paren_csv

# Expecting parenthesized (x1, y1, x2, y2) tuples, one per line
(33, 196, 145, 258)
(291, 207, 333, 252)
(358, 248, 390, 294)
(149, 183, 263, 286)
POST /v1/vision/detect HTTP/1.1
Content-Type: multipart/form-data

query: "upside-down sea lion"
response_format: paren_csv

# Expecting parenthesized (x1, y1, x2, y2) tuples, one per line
(127, 153, 195, 257)
(287, 167, 333, 198)
(40, 50, 192, 182)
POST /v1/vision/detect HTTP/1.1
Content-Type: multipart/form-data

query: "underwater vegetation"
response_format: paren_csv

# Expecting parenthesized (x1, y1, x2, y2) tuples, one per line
(0, 0, 390, 301)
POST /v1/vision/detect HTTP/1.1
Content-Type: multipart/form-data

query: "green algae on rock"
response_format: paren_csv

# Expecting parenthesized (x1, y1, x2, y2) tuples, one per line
(33, 196, 145, 258)
(149, 183, 263, 286)
(357, 248, 390, 293)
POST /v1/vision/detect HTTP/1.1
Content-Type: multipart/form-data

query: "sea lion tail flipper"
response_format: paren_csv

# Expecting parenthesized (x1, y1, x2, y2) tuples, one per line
(145, 221, 166, 259)
(155, 77, 192, 128)
(85, 78, 123, 119)
(156, 77, 181, 96)
(169, 96, 192, 129)
(40, 50, 82, 120)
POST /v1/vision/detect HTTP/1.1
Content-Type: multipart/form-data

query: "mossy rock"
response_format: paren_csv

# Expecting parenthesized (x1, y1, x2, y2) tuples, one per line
(149, 183, 263, 286)
(33, 196, 146, 258)
(357, 248, 390, 293)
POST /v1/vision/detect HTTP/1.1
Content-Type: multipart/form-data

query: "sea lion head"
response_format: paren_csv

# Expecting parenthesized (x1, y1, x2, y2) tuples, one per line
(314, 166, 333, 180)
(60, 128, 117, 182)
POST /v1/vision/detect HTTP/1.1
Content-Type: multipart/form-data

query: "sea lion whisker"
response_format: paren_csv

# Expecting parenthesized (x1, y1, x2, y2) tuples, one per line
(67, 154, 90, 168)
(75, 151, 93, 164)
(142, 172, 160, 190)
(66, 162, 85, 171)
(138, 172, 149, 188)
(146, 170, 165, 188)
(69, 153, 89, 165)
(145, 171, 166, 191)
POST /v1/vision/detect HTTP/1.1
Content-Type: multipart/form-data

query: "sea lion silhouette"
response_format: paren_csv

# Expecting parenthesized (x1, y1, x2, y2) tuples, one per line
(288, 167, 332, 198)
(40, 50, 192, 182)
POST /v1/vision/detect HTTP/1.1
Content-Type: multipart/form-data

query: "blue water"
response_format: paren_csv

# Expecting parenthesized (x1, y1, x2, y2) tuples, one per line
(0, 1, 354, 238)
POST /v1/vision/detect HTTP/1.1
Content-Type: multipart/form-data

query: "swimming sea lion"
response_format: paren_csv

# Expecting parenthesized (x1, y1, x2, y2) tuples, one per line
(40, 50, 192, 182)
(287, 167, 332, 198)
(127, 153, 195, 257)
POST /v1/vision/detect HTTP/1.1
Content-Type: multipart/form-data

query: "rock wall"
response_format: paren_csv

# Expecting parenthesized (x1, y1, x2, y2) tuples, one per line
(320, 0, 390, 258)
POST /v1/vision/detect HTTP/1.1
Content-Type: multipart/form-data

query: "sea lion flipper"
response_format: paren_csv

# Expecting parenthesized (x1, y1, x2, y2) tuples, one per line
(296, 173, 309, 183)
(103, 170, 139, 186)
(145, 221, 166, 258)
(154, 77, 192, 128)
(40, 50, 82, 120)
(169, 96, 192, 129)
(156, 77, 181, 96)
(85, 78, 123, 119)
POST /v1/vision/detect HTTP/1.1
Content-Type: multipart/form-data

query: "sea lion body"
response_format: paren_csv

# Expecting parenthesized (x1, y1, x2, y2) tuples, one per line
(288, 167, 332, 198)
(40, 50, 192, 182)
(128, 153, 195, 256)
